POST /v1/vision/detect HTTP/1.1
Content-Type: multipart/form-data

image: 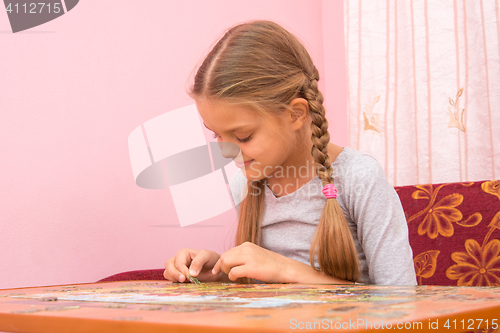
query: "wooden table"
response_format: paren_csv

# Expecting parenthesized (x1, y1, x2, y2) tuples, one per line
(0, 281, 499, 332)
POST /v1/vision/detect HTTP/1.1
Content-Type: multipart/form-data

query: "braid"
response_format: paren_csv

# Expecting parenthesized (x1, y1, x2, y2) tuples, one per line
(306, 75, 360, 282)
(306, 78, 333, 186)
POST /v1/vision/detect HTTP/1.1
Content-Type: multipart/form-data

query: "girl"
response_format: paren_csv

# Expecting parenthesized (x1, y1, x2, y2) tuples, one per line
(163, 20, 416, 285)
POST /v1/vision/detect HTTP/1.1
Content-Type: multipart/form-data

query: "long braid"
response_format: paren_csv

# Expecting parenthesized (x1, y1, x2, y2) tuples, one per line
(306, 75, 360, 282)
(306, 77, 333, 186)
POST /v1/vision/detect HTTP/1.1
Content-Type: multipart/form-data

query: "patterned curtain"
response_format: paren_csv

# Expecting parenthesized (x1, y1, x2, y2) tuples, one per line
(344, 0, 500, 186)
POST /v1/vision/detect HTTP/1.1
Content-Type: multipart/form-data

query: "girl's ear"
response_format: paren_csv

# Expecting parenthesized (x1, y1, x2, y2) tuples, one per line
(287, 98, 310, 131)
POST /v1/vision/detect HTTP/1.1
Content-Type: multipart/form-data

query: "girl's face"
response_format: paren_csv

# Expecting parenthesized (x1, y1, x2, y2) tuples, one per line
(196, 99, 298, 181)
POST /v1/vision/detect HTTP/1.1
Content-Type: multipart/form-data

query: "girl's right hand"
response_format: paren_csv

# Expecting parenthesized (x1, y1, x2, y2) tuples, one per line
(163, 249, 226, 283)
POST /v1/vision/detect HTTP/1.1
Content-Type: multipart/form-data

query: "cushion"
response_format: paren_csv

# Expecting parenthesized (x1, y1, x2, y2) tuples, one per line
(396, 180, 500, 286)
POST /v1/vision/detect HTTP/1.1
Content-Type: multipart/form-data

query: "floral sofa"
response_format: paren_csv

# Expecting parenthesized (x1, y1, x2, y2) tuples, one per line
(398, 180, 500, 287)
(100, 180, 500, 286)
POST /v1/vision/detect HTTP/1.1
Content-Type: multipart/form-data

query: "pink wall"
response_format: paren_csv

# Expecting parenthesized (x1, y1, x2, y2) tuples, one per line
(0, 0, 347, 288)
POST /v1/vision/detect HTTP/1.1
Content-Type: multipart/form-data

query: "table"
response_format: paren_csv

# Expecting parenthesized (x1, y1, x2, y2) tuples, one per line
(0, 280, 499, 332)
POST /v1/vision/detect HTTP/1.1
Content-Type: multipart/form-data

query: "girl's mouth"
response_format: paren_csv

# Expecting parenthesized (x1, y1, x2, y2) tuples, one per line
(234, 159, 254, 168)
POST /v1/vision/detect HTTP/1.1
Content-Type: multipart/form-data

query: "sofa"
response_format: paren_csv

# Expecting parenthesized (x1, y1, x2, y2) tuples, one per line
(99, 180, 500, 287)
(398, 180, 500, 286)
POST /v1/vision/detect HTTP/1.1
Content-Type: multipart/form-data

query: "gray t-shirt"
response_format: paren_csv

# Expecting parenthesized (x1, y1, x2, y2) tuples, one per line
(229, 147, 417, 285)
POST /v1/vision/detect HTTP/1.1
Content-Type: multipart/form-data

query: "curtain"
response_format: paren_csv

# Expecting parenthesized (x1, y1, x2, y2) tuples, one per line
(344, 0, 500, 186)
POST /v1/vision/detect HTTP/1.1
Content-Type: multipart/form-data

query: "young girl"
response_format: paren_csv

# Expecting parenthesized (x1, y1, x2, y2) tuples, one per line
(163, 20, 416, 285)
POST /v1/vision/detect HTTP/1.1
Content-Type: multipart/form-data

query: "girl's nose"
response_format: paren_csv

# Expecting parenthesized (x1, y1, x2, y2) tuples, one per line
(218, 141, 240, 159)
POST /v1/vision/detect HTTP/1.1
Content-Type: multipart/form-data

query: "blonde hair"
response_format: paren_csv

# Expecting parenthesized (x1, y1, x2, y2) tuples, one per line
(191, 21, 359, 282)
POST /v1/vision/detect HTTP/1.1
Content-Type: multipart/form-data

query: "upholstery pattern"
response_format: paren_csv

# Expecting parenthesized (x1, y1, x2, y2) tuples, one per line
(396, 180, 500, 286)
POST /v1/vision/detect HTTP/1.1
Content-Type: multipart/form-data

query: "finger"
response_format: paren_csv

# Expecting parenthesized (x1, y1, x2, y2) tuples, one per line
(227, 265, 248, 281)
(217, 251, 247, 275)
(212, 258, 221, 275)
(163, 268, 182, 282)
(174, 249, 198, 281)
(163, 258, 183, 282)
(188, 250, 218, 277)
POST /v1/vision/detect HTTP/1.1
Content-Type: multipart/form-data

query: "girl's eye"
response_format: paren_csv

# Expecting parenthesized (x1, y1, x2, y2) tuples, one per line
(212, 132, 251, 142)
(237, 135, 252, 143)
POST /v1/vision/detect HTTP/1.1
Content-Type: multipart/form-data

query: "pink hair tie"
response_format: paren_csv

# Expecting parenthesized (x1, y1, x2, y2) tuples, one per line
(322, 184, 337, 199)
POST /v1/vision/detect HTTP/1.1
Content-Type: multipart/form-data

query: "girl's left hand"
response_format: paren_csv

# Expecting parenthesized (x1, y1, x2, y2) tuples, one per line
(212, 242, 294, 283)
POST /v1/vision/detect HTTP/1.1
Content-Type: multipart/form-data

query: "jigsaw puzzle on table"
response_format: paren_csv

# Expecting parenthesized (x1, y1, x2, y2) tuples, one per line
(9, 282, 500, 310)
(2, 281, 500, 332)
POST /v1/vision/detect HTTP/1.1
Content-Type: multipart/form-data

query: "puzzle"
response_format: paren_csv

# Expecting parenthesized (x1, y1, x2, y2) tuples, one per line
(1, 281, 500, 333)
(10, 282, 500, 310)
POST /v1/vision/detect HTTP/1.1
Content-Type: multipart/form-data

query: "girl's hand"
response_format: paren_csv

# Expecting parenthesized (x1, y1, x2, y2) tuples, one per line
(163, 249, 228, 283)
(212, 242, 354, 284)
(212, 242, 292, 283)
